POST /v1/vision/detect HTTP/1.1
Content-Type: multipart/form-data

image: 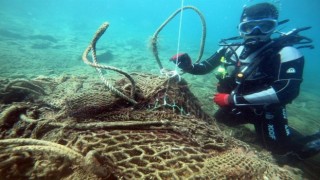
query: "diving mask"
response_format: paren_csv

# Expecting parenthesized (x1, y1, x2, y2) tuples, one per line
(239, 19, 277, 35)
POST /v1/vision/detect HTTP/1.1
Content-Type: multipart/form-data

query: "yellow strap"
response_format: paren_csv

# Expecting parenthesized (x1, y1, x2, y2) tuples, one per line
(220, 56, 226, 63)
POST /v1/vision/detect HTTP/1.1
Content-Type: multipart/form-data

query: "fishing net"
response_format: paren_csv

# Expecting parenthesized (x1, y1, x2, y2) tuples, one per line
(0, 73, 301, 179)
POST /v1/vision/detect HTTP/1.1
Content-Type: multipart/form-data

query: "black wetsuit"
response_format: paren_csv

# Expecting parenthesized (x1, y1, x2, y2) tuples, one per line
(185, 40, 305, 152)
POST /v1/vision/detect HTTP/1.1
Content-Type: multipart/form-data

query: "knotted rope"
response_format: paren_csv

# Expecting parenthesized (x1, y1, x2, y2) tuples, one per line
(82, 22, 137, 104)
(151, 6, 207, 70)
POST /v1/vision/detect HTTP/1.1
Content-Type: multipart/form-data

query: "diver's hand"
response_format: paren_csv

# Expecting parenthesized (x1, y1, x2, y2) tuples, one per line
(213, 93, 234, 107)
(170, 53, 193, 71)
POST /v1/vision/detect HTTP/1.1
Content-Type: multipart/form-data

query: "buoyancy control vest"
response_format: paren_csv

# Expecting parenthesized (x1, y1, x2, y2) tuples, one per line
(216, 25, 313, 95)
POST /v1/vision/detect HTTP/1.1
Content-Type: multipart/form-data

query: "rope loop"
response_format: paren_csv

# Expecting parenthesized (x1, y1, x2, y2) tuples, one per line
(151, 6, 207, 72)
(82, 22, 137, 105)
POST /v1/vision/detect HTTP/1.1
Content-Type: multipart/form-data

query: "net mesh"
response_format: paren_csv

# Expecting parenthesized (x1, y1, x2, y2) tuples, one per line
(0, 74, 301, 179)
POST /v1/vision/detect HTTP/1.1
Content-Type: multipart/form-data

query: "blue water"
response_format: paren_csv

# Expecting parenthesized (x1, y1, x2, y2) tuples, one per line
(0, 0, 319, 134)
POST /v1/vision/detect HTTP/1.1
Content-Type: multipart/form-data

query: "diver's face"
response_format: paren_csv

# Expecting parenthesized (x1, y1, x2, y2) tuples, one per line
(239, 17, 277, 41)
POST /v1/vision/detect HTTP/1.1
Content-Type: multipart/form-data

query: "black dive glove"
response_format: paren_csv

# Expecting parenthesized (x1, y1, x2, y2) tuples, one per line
(169, 53, 193, 71)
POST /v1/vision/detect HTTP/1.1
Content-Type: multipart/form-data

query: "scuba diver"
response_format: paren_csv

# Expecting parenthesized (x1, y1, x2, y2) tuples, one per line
(170, 2, 319, 159)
